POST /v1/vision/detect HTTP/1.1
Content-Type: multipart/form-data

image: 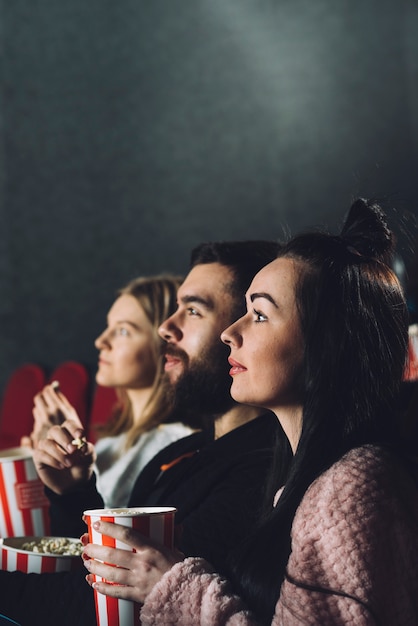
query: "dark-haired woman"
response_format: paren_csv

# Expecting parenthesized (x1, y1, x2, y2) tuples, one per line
(82, 199, 418, 625)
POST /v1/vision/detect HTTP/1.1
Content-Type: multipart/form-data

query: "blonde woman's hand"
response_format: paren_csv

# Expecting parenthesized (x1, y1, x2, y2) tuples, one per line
(82, 521, 184, 604)
(32, 419, 96, 494)
(30, 382, 83, 448)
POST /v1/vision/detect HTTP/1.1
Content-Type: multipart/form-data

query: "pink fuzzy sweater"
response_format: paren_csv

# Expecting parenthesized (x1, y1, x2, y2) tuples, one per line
(141, 445, 418, 625)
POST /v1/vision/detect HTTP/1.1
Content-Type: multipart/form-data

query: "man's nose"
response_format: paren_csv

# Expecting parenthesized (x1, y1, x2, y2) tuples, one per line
(158, 314, 182, 342)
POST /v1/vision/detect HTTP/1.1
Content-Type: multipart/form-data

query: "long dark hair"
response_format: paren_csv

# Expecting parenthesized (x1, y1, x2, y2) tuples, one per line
(228, 199, 409, 623)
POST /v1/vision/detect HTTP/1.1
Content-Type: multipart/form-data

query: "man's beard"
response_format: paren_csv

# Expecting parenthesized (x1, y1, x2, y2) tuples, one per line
(165, 341, 236, 423)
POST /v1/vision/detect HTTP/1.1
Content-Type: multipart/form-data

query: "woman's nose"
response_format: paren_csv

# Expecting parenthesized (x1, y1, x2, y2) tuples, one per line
(221, 317, 243, 347)
(221, 325, 235, 346)
(95, 329, 110, 350)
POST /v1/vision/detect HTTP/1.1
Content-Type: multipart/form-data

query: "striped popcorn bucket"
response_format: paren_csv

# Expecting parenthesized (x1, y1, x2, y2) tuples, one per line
(0, 448, 50, 537)
(84, 507, 176, 626)
(1, 536, 83, 573)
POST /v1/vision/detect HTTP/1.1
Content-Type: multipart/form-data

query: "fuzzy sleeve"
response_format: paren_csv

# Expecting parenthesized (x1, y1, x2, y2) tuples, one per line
(141, 448, 418, 626)
(140, 557, 262, 626)
(275, 446, 418, 625)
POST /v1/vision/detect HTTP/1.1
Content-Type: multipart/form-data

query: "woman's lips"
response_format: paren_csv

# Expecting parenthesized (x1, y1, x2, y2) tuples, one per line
(228, 357, 247, 376)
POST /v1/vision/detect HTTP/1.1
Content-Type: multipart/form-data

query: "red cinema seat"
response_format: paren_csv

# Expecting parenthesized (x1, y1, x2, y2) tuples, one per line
(0, 363, 47, 449)
(48, 361, 90, 427)
(405, 327, 418, 382)
(87, 384, 118, 443)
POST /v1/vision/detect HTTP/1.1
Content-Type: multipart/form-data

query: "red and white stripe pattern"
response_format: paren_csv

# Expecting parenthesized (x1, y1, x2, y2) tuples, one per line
(1, 543, 82, 573)
(0, 452, 50, 537)
(85, 507, 176, 626)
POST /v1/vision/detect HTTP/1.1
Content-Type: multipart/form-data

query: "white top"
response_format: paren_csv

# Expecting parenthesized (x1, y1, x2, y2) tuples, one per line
(94, 422, 194, 507)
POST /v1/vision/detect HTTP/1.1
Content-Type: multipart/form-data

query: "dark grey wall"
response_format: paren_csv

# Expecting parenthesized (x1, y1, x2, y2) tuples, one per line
(1, 0, 417, 394)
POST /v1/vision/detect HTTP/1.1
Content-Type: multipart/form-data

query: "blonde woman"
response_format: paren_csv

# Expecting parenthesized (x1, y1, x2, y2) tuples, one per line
(31, 275, 195, 507)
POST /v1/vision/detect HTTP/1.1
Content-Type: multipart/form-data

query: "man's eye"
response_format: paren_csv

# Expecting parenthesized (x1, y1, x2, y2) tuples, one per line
(187, 307, 200, 316)
(254, 309, 267, 322)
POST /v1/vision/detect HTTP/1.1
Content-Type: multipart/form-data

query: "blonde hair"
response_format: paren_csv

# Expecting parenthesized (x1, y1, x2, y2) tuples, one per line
(97, 274, 182, 448)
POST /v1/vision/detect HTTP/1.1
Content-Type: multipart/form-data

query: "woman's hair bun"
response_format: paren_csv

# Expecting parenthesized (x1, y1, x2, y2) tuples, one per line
(340, 198, 395, 264)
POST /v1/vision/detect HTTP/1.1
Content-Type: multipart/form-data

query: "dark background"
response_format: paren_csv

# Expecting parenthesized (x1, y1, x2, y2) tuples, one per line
(1, 0, 417, 396)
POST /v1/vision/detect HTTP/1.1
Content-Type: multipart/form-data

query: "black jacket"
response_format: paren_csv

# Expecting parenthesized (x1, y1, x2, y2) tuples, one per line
(127, 412, 279, 570)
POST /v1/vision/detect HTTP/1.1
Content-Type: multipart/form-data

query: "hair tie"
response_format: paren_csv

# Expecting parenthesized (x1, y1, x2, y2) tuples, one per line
(345, 244, 362, 257)
(332, 236, 363, 259)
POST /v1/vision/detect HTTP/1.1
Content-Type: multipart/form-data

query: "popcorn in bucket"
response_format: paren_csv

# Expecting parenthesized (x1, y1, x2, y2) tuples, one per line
(1, 536, 83, 573)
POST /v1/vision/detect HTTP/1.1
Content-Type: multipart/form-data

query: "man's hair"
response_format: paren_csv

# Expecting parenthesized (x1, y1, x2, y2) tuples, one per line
(190, 241, 281, 318)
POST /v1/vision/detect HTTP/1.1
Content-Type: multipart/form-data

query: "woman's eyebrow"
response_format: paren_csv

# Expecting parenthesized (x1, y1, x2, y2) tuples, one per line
(115, 320, 142, 330)
(250, 292, 279, 308)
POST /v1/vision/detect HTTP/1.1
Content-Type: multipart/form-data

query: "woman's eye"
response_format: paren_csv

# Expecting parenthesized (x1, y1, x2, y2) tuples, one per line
(254, 309, 267, 322)
(117, 327, 130, 336)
